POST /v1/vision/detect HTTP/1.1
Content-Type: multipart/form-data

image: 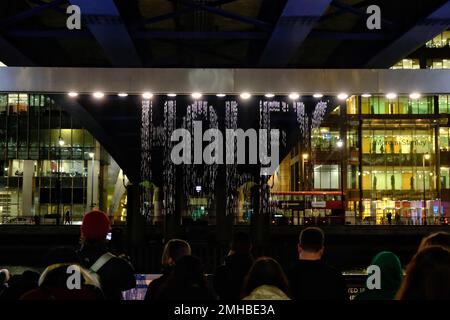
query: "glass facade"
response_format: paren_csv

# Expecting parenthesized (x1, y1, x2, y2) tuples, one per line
(269, 94, 450, 226)
(0, 93, 124, 223)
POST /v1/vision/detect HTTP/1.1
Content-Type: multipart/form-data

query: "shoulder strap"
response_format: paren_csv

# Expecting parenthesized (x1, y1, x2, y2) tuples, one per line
(90, 252, 115, 273)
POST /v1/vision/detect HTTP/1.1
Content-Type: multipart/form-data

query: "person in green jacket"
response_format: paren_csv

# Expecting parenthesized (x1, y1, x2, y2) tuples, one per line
(354, 251, 403, 300)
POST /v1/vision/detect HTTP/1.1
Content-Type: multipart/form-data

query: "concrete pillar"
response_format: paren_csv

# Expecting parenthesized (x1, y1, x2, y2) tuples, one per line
(127, 183, 146, 245)
(86, 159, 99, 210)
(21, 160, 34, 216)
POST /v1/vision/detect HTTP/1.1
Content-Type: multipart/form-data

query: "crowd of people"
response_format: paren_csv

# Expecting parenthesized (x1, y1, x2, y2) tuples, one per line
(1, 210, 450, 300)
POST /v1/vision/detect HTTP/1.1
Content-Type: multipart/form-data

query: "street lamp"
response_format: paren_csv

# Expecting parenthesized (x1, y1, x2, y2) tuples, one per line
(57, 136, 65, 224)
(423, 153, 431, 224)
(302, 153, 308, 190)
(89, 152, 95, 209)
(337, 140, 345, 210)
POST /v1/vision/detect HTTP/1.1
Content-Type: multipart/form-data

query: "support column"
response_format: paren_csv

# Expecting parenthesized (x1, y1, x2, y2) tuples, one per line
(86, 160, 99, 210)
(127, 183, 145, 246)
(21, 160, 34, 216)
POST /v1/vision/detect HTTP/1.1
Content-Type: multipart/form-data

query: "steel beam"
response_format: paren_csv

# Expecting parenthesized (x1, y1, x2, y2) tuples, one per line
(259, 0, 332, 67)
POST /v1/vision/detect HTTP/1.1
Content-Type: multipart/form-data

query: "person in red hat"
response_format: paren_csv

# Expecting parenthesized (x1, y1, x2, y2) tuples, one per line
(77, 210, 135, 300)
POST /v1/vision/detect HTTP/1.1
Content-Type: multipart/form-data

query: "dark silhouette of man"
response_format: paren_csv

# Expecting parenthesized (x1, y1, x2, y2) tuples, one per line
(287, 227, 348, 300)
(213, 232, 254, 300)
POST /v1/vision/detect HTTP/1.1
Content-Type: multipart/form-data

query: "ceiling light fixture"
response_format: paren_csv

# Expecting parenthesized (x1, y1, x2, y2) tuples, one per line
(142, 92, 153, 99)
(337, 93, 348, 100)
(92, 91, 104, 99)
(240, 92, 251, 99)
(191, 92, 202, 99)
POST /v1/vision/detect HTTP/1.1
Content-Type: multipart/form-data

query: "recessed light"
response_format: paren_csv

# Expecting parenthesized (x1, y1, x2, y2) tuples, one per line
(409, 92, 421, 99)
(265, 93, 275, 98)
(361, 93, 372, 98)
(142, 92, 153, 99)
(216, 93, 226, 97)
(68, 92, 78, 97)
(313, 93, 323, 98)
(118, 92, 128, 97)
(92, 92, 104, 99)
(240, 92, 251, 99)
(288, 92, 300, 100)
(337, 93, 348, 100)
(167, 93, 177, 97)
(385, 93, 397, 99)
(191, 92, 202, 99)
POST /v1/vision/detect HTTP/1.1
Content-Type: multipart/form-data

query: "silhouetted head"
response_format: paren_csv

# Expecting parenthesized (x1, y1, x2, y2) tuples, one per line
(230, 232, 252, 255)
(167, 255, 206, 288)
(298, 227, 325, 260)
(418, 232, 450, 252)
(242, 257, 289, 298)
(161, 239, 192, 268)
(396, 246, 450, 300)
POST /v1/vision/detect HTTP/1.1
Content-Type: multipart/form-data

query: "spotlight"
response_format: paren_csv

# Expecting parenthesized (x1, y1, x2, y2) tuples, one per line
(191, 92, 202, 99)
(68, 92, 78, 97)
(265, 93, 275, 98)
(313, 93, 323, 98)
(337, 93, 348, 100)
(361, 93, 372, 98)
(216, 94, 226, 97)
(385, 93, 397, 100)
(289, 92, 300, 100)
(142, 92, 153, 99)
(118, 93, 128, 97)
(240, 92, 251, 99)
(92, 92, 104, 99)
(409, 92, 421, 99)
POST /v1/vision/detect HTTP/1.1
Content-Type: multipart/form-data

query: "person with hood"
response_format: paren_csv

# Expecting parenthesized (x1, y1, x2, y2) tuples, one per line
(354, 251, 403, 300)
(77, 210, 136, 300)
(213, 231, 254, 300)
(144, 239, 191, 301)
(20, 247, 103, 300)
(242, 257, 290, 300)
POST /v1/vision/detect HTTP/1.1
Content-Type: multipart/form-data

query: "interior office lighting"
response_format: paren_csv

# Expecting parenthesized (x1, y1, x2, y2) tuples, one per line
(265, 93, 275, 98)
(313, 93, 323, 98)
(68, 92, 78, 97)
(118, 93, 128, 97)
